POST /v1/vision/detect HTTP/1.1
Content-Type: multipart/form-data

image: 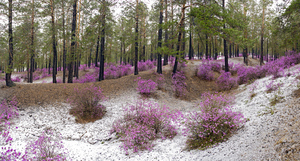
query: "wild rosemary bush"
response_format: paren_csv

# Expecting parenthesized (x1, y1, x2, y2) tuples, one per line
(68, 84, 106, 123)
(111, 100, 180, 154)
(172, 71, 187, 97)
(135, 77, 157, 95)
(0, 97, 22, 161)
(23, 129, 68, 161)
(216, 72, 238, 91)
(184, 93, 245, 150)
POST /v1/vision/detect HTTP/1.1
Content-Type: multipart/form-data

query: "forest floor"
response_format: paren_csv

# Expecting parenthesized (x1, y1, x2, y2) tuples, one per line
(0, 57, 300, 160)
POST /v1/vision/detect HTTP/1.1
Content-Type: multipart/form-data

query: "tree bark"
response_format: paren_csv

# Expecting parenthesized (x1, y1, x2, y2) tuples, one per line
(223, 0, 229, 72)
(99, 0, 106, 81)
(260, 5, 265, 65)
(163, 0, 168, 65)
(157, 0, 163, 74)
(68, 0, 77, 83)
(134, 0, 139, 75)
(51, 0, 58, 83)
(173, 0, 186, 75)
(62, 0, 66, 83)
(6, 0, 14, 87)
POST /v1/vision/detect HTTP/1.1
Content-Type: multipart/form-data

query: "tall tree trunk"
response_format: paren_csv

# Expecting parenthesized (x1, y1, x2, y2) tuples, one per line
(163, 0, 168, 65)
(62, 0, 66, 83)
(95, 35, 100, 67)
(99, 0, 106, 81)
(68, 0, 77, 83)
(243, 2, 248, 65)
(6, 0, 13, 87)
(29, 0, 35, 83)
(51, 0, 58, 83)
(267, 39, 269, 62)
(260, 5, 265, 65)
(223, 0, 229, 72)
(173, 0, 186, 74)
(134, 0, 139, 75)
(157, 0, 163, 74)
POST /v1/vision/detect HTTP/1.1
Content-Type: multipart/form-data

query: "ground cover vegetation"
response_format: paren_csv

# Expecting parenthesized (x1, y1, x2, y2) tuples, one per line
(0, 0, 299, 160)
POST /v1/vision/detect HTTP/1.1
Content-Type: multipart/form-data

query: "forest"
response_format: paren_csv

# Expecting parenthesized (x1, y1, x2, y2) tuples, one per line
(0, 0, 300, 160)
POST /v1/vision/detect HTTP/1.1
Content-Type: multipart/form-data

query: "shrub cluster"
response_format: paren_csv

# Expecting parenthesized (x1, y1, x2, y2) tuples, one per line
(138, 60, 155, 72)
(68, 84, 106, 123)
(135, 77, 157, 95)
(196, 61, 215, 81)
(111, 100, 179, 154)
(172, 71, 187, 97)
(23, 129, 68, 161)
(216, 72, 238, 91)
(184, 93, 245, 150)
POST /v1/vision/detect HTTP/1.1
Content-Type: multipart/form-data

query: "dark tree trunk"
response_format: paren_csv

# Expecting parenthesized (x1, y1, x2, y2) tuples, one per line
(6, 0, 14, 87)
(189, 27, 192, 60)
(51, 0, 57, 83)
(99, 0, 106, 81)
(95, 35, 100, 67)
(223, 0, 229, 72)
(163, 0, 168, 65)
(134, 0, 139, 75)
(157, 0, 163, 74)
(267, 39, 269, 62)
(173, 0, 186, 74)
(68, 0, 77, 83)
(62, 0, 66, 83)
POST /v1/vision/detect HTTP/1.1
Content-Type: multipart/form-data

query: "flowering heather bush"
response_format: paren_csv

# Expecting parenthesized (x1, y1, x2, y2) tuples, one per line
(111, 100, 180, 154)
(155, 73, 165, 90)
(210, 62, 221, 72)
(216, 72, 238, 91)
(0, 97, 22, 161)
(138, 60, 155, 72)
(265, 80, 283, 93)
(11, 76, 21, 82)
(0, 97, 18, 120)
(236, 66, 258, 84)
(172, 71, 187, 97)
(79, 64, 88, 71)
(69, 84, 106, 123)
(197, 63, 214, 81)
(23, 129, 68, 161)
(184, 93, 245, 150)
(136, 77, 157, 95)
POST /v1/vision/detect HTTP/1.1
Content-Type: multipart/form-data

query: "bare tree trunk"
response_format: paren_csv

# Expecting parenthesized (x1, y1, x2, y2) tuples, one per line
(157, 0, 163, 74)
(173, 0, 186, 74)
(62, 0, 66, 83)
(134, 0, 139, 75)
(68, 0, 77, 83)
(163, 0, 168, 65)
(260, 5, 265, 65)
(51, 0, 58, 83)
(223, 0, 229, 72)
(6, 0, 14, 87)
(29, 0, 35, 83)
(99, 0, 106, 81)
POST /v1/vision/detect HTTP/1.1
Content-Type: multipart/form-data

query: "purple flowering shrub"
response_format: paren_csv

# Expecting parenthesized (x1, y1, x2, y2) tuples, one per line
(196, 63, 214, 81)
(23, 129, 68, 161)
(138, 60, 156, 72)
(68, 85, 106, 123)
(184, 93, 245, 150)
(11, 76, 21, 82)
(0, 97, 22, 160)
(135, 77, 157, 95)
(111, 100, 180, 154)
(216, 72, 238, 91)
(172, 71, 187, 97)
